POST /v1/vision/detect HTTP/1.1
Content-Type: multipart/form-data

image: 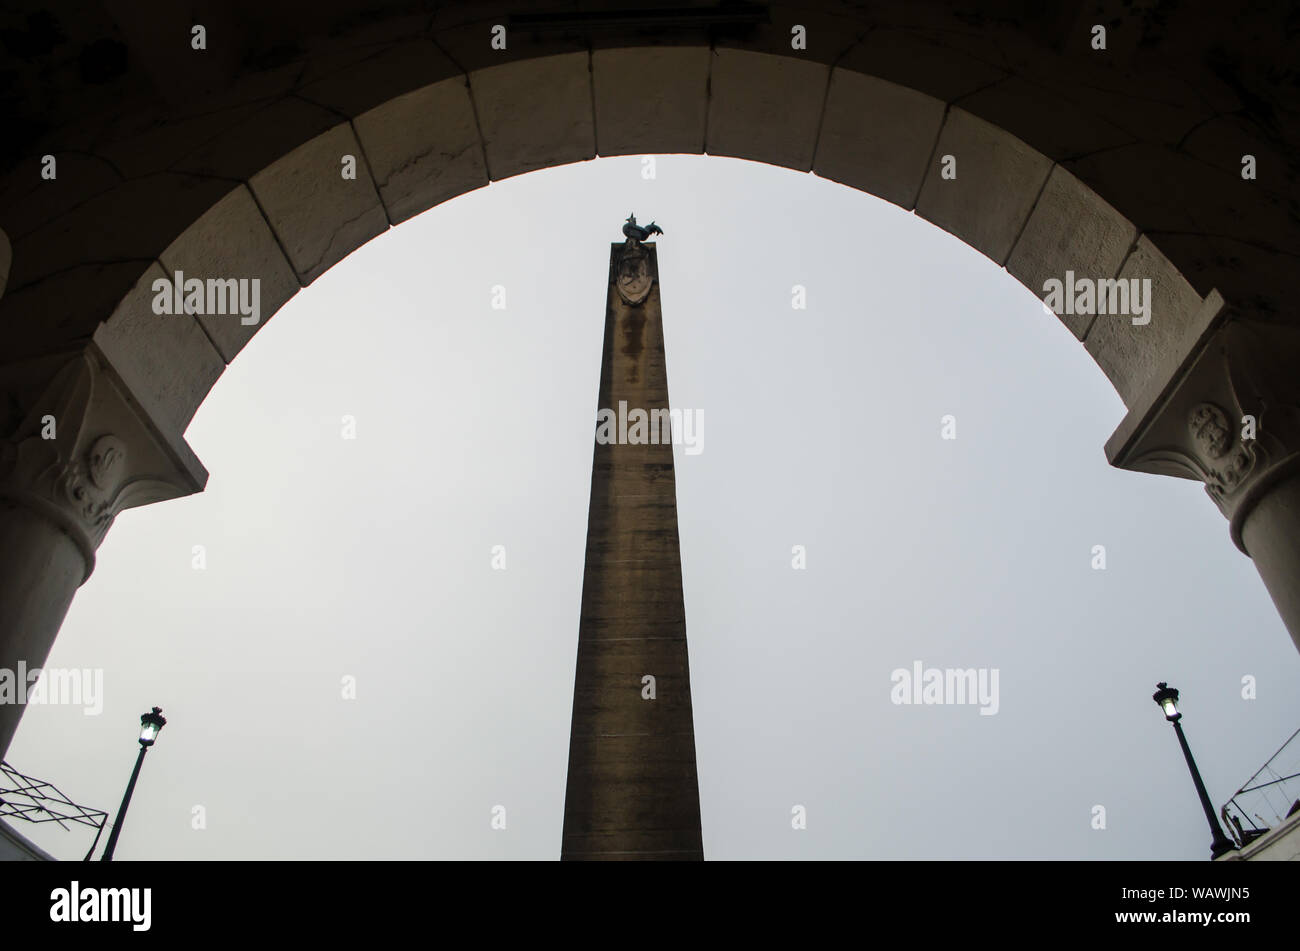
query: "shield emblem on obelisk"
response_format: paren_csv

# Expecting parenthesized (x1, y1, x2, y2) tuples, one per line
(616, 242, 653, 305)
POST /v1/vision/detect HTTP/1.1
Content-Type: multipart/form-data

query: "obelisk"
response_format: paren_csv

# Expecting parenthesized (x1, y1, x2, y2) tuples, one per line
(560, 217, 704, 860)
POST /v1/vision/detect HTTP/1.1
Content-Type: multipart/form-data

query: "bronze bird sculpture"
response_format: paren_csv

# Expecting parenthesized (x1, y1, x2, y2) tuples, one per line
(622, 214, 664, 241)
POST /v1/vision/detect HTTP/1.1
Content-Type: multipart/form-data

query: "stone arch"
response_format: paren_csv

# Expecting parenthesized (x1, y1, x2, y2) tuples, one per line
(34, 49, 1218, 439)
(1, 5, 1298, 760)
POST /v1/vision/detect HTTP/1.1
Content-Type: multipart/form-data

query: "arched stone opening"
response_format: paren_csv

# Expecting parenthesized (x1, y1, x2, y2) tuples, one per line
(1, 4, 1297, 760)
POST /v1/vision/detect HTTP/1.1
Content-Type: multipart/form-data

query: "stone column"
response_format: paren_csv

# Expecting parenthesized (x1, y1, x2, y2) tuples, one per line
(0, 348, 205, 757)
(1108, 298, 1300, 654)
(560, 238, 705, 860)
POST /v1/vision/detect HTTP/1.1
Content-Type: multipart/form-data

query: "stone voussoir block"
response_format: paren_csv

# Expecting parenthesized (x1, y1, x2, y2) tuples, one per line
(353, 77, 488, 226)
(813, 68, 945, 209)
(915, 107, 1053, 268)
(1006, 164, 1138, 341)
(469, 52, 596, 181)
(159, 185, 301, 364)
(1083, 235, 1207, 407)
(706, 47, 828, 171)
(592, 47, 710, 157)
(248, 123, 390, 286)
(90, 262, 226, 438)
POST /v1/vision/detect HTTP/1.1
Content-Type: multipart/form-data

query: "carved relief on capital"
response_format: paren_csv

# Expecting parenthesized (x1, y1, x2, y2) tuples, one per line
(54, 434, 130, 532)
(0, 351, 203, 565)
(1108, 316, 1300, 535)
(1180, 401, 1254, 503)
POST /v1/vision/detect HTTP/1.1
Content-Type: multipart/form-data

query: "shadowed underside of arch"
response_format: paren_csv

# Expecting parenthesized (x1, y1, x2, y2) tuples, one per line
(1, 1, 1294, 440)
(1, 2, 1299, 764)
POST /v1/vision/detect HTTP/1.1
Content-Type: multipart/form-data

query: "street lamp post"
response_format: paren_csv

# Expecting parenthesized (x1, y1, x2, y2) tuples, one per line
(99, 706, 166, 862)
(1151, 683, 1236, 860)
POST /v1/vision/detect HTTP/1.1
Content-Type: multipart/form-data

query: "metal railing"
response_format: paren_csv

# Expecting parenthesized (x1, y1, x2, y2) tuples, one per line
(1221, 727, 1300, 848)
(0, 760, 109, 859)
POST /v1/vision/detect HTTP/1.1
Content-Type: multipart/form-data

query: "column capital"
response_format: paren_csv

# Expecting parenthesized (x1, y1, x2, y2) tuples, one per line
(0, 347, 207, 581)
(1106, 292, 1300, 553)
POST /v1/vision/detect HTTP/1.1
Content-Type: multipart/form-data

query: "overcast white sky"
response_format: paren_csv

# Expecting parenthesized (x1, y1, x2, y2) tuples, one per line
(9, 153, 1300, 860)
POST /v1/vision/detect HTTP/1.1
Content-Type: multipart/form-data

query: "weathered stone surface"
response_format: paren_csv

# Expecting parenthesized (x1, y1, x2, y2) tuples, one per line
(1084, 236, 1206, 407)
(836, 27, 1009, 105)
(562, 732, 706, 859)
(427, 7, 589, 76)
(563, 242, 703, 861)
(592, 47, 710, 156)
(159, 185, 300, 363)
(248, 124, 389, 285)
(814, 70, 944, 209)
(1145, 231, 1300, 327)
(95, 102, 269, 182)
(570, 637, 694, 718)
(0, 263, 153, 363)
(470, 53, 595, 181)
(293, 12, 435, 62)
(0, 504, 86, 759)
(958, 76, 1134, 162)
(1044, 68, 1216, 149)
(172, 97, 346, 183)
(1065, 144, 1296, 279)
(1006, 165, 1138, 340)
(7, 173, 235, 292)
(353, 78, 488, 225)
(296, 39, 461, 119)
(1242, 477, 1300, 658)
(103, 0, 241, 106)
(707, 48, 828, 171)
(915, 107, 1054, 267)
(160, 60, 305, 126)
(709, 4, 874, 67)
(1061, 136, 1300, 339)
(1179, 115, 1289, 186)
(90, 262, 225, 437)
(0, 153, 124, 241)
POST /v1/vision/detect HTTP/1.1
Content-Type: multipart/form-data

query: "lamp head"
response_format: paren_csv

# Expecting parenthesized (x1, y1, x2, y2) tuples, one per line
(138, 706, 166, 747)
(1152, 682, 1181, 722)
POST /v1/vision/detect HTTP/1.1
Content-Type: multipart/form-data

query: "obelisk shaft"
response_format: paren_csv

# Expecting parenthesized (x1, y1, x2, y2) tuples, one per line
(560, 241, 704, 860)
